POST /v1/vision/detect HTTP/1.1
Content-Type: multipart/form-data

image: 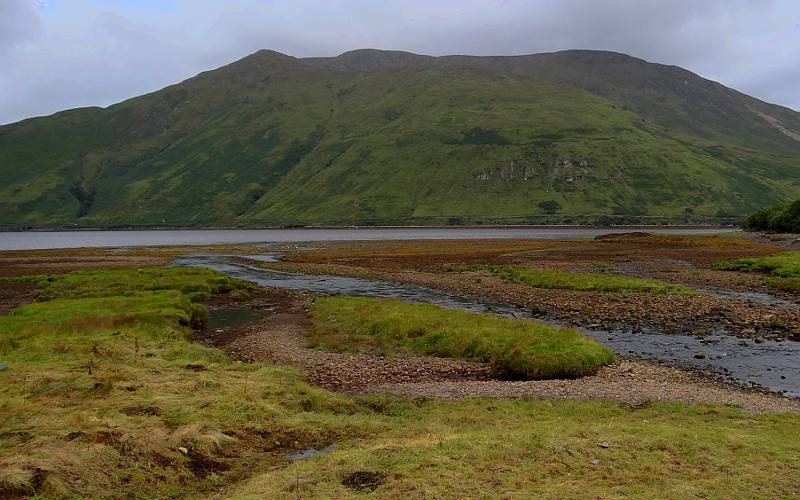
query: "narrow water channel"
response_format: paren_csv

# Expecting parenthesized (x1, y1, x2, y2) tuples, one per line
(173, 253, 800, 397)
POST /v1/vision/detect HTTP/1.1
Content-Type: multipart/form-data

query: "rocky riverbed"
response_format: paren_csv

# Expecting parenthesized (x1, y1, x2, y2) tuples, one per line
(197, 288, 800, 413)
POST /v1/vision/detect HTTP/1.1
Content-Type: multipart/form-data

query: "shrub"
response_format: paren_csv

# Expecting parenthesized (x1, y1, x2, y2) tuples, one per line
(744, 200, 800, 233)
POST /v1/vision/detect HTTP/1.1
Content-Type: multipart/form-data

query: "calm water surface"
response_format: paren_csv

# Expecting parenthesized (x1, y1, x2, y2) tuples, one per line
(0, 226, 738, 250)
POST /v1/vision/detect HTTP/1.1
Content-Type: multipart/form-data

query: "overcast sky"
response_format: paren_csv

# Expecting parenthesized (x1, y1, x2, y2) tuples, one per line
(1, 0, 799, 124)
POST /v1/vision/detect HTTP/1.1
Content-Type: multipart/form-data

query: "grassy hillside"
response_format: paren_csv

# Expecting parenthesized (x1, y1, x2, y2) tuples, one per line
(1, 49, 799, 228)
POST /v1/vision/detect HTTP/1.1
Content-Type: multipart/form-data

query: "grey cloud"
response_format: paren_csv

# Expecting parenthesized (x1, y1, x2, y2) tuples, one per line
(0, 0, 798, 124)
(0, 0, 40, 50)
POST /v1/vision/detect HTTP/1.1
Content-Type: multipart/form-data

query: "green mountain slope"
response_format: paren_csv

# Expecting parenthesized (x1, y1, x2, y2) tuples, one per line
(1, 49, 799, 228)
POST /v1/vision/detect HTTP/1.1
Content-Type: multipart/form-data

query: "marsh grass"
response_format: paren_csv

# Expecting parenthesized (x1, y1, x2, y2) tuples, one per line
(16, 266, 256, 301)
(308, 296, 614, 379)
(452, 264, 694, 294)
(716, 250, 800, 277)
(715, 251, 800, 292)
(228, 399, 800, 499)
(0, 268, 375, 498)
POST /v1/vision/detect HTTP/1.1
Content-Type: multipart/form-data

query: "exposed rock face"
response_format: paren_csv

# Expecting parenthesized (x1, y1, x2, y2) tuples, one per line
(752, 108, 800, 142)
(475, 154, 591, 187)
(476, 159, 535, 182)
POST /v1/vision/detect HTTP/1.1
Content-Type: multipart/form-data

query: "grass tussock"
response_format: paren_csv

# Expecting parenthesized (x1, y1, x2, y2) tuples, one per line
(452, 264, 694, 294)
(0, 268, 375, 499)
(308, 296, 614, 379)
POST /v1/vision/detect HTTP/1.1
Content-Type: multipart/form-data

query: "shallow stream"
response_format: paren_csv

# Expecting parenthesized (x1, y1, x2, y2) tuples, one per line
(174, 253, 800, 398)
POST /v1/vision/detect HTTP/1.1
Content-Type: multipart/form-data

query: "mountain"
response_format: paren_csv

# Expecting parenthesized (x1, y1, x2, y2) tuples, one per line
(1, 48, 799, 228)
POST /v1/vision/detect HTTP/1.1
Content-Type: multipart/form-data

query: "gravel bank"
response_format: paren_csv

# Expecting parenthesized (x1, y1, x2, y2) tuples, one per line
(203, 289, 800, 414)
(369, 359, 800, 413)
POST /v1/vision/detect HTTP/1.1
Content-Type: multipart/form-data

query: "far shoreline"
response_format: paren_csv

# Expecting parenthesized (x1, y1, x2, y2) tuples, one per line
(0, 225, 742, 252)
(0, 223, 740, 233)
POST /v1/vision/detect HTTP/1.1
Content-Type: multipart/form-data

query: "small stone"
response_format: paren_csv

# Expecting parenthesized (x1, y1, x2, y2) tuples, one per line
(0, 363, 7, 371)
(590, 459, 600, 465)
(597, 442, 610, 449)
(754, 336, 765, 344)
(693, 352, 706, 359)
(178, 447, 188, 454)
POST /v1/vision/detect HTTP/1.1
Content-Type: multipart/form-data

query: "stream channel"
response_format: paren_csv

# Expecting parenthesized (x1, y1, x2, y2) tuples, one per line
(173, 253, 800, 398)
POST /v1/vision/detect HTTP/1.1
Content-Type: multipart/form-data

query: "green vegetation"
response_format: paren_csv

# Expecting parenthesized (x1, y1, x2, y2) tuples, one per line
(2, 266, 800, 498)
(716, 251, 800, 277)
(455, 264, 693, 294)
(2, 49, 800, 228)
(308, 296, 614, 379)
(20, 267, 255, 301)
(743, 199, 800, 233)
(715, 251, 800, 292)
(0, 268, 374, 498)
(229, 399, 800, 499)
(764, 277, 800, 293)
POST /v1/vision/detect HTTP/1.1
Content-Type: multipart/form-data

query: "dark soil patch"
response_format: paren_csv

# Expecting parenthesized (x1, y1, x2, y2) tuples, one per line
(341, 471, 386, 492)
(186, 451, 229, 478)
(87, 430, 122, 446)
(123, 405, 162, 416)
(0, 431, 32, 443)
(65, 431, 84, 441)
(29, 468, 47, 492)
(1, 467, 50, 499)
(0, 280, 35, 315)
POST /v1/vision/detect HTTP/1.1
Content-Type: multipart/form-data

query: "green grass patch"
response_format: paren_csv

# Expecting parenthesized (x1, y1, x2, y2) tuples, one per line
(308, 296, 614, 379)
(453, 264, 693, 294)
(715, 251, 800, 292)
(16, 267, 255, 301)
(715, 250, 800, 277)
